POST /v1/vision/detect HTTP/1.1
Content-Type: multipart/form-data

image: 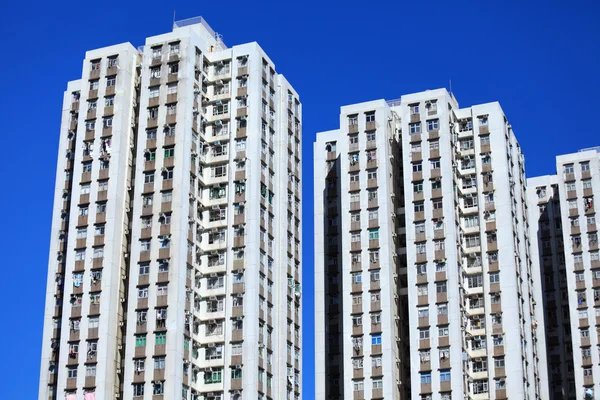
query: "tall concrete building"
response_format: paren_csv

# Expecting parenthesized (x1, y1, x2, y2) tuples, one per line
(39, 17, 302, 400)
(528, 148, 600, 399)
(315, 88, 547, 400)
(314, 101, 410, 400)
(526, 175, 574, 400)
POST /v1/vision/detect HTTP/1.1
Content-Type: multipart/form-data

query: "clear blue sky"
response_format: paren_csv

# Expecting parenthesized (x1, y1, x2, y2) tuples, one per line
(0, 0, 598, 398)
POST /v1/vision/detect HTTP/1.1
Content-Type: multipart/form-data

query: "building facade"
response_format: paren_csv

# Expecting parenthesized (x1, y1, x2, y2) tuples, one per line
(315, 88, 547, 400)
(39, 17, 302, 400)
(554, 149, 599, 398)
(527, 148, 600, 399)
(314, 101, 410, 400)
(526, 175, 574, 400)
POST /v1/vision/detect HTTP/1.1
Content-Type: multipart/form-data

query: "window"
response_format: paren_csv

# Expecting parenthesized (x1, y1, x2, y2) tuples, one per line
(353, 381, 364, 392)
(438, 303, 448, 315)
(138, 287, 148, 298)
(157, 284, 168, 296)
(440, 369, 451, 381)
(465, 234, 480, 248)
(231, 368, 243, 379)
(144, 172, 154, 184)
(92, 247, 104, 259)
(420, 372, 431, 384)
(436, 281, 447, 293)
(88, 316, 99, 329)
(564, 164, 574, 175)
(86, 364, 96, 377)
(146, 129, 157, 140)
(162, 168, 174, 180)
(133, 383, 144, 396)
(164, 147, 175, 159)
(152, 381, 164, 395)
(427, 119, 439, 131)
(464, 215, 479, 228)
(140, 239, 151, 252)
(371, 334, 382, 345)
(76, 227, 87, 239)
(410, 104, 420, 115)
(135, 334, 146, 347)
(409, 122, 421, 134)
(91, 60, 101, 71)
(365, 112, 375, 123)
(581, 161, 590, 172)
(75, 249, 86, 261)
(67, 366, 78, 378)
(438, 326, 449, 337)
(106, 77, 116, 87)
(155, 332, 166, 345)
(98, 180, 108, 192)
(414, 202, 425, 213)
(161, 191, 172, 203)
(154, 356, 165, 369)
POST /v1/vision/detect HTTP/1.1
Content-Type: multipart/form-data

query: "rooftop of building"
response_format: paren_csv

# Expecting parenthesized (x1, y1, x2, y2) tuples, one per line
(173, 16, 227, 49)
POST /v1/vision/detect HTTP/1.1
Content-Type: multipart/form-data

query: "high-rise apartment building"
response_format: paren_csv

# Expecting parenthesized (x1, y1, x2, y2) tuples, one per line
(39, 17, 302, 400)
(315, 88, 547, 400)
(526, 175, 574, 400)
(314, 100, 410, 400)
(528, 148, 600, 399)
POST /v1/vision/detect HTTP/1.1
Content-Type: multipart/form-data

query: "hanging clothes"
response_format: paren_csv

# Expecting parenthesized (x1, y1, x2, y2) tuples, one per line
(66, 394, 76, 400)
(84, 392, 95, 400)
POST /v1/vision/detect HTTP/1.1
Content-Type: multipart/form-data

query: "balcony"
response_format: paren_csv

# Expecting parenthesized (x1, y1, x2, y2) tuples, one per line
(348, 124, 359, 134)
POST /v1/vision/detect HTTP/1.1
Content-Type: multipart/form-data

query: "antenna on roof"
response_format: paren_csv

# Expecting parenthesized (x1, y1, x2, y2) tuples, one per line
(173, 10, 176, 26)
(449, 79, 453, 95)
